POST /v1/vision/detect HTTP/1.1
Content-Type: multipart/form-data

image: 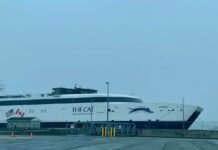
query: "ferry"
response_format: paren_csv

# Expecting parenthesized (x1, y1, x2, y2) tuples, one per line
(0, 87, 203, 129)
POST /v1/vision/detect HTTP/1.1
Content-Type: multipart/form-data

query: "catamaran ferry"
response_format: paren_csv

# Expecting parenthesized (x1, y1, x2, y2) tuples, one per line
(0, 87, 202, 129)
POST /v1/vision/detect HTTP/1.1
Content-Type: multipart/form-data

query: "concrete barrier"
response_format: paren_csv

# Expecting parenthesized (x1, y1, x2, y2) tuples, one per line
(137, 129, 218, 139)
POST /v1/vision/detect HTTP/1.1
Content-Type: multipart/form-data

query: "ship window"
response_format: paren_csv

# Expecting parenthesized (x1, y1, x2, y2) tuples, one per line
(172, 109, 174, 111)
(168, 110, 171, 111)
(41, 109, 46, 113)
(29, 109, 34, 113)
(160, 110, 163, 111)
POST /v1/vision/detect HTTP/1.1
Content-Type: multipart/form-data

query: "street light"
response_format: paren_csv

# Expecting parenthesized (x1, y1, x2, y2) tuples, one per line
(182, 98, 185, 130)
(105, 82, 109, 122)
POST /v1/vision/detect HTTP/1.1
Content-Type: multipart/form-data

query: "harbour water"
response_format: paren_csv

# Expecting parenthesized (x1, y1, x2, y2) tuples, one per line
(0, 135, 218, 150)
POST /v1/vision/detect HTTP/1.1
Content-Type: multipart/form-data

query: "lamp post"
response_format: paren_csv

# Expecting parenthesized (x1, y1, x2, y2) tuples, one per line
(91, 99, 93, 123)
(182, 98, 185, 130)
(105, 82, 109, 122)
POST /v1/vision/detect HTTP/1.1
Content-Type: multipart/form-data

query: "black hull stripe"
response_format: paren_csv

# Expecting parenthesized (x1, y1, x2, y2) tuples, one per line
(0, 121, 193, 129)
(40, 121, 194, 129)
(0, 97, 140, 106)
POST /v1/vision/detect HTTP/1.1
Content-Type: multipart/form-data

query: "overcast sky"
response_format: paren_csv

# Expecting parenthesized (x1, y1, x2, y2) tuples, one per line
(0, 0, 218, 121)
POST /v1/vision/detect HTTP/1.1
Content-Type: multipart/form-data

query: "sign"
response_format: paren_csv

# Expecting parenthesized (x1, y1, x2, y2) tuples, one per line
(72, 106, 93, 114)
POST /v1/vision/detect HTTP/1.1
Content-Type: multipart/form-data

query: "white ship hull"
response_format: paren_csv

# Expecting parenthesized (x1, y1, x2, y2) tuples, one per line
(0, 93, 203, 129)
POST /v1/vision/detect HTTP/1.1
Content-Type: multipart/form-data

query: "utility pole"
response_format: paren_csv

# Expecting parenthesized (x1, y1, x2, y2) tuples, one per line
(91, 99, 93, 123)
(182, 98, 185, 130)
(105, 82, 110, 122)
(202, 121, 204, 130)
(65, 120, 68, 135)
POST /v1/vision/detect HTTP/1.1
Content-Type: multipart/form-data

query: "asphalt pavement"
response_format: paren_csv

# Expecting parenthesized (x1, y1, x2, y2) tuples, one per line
(0, 135, 217, 150)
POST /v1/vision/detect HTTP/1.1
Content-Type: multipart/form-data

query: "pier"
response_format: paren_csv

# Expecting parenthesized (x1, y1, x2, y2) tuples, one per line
(1, 121, 218, 139)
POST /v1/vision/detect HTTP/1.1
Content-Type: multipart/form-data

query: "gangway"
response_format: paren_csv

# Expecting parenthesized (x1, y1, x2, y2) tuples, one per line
(80, 122, 136, 137)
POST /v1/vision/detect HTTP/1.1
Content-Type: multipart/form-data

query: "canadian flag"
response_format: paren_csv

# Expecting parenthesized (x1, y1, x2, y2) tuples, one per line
(16, 108, 25, 117)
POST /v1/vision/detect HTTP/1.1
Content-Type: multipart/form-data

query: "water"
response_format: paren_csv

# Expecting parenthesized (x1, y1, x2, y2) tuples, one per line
(0, 135, 218, 150)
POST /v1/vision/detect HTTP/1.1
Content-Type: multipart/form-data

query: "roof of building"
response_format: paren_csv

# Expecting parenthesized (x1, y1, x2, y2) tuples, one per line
(6, 117, 40, 122)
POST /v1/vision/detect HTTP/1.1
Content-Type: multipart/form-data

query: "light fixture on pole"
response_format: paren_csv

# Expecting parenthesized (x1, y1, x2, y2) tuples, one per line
(105, 82, 109, 122)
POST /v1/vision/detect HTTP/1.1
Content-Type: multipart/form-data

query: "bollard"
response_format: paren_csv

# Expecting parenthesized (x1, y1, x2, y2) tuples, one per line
(102, 127, 104, 137)
(11, 132, 14, 137)
(105, 127, 107, 137)
(110, 128, 113, 137)
(108, 131, 110, 137)
(30, 132, 33, 137)
(113, 128, 116, 137)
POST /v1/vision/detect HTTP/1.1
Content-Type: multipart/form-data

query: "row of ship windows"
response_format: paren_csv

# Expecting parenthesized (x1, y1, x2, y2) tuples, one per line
(29, 109, 47, 113)
(25, 109, 184, 113)
(160, 109, 183, 112)
(29, 109, 183, 113)
(29, 108, 68, 113)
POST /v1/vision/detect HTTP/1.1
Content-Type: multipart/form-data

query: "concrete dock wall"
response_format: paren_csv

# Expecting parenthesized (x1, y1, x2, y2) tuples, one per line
(137, 129, 218, 139)
(1, 128, 218, 139)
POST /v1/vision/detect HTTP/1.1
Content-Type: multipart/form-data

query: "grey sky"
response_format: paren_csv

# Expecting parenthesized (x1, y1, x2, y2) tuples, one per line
(0, 1, 218, 121)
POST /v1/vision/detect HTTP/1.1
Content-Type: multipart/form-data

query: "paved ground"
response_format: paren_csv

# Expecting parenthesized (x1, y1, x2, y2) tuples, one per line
(0, 135, 218, 150)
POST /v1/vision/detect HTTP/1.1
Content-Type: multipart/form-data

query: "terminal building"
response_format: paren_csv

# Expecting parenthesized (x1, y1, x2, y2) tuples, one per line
(6, 117, 41, 129)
